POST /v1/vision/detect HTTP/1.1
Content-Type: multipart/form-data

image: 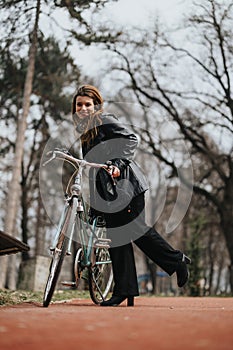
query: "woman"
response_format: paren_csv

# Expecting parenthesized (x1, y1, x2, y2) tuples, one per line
(72, 84, 191, 307)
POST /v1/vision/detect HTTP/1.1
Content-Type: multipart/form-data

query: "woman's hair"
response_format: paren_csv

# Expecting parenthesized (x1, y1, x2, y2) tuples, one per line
(72, 85, 104, 144)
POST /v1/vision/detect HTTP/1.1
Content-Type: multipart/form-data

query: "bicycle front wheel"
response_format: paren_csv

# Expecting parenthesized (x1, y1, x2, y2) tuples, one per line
(88, 227, 113, 304)
(43, 235, 68, 307)
(43, 198, 78, 307)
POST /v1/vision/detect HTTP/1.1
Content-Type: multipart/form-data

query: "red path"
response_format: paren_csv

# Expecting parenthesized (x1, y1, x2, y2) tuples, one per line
(1, 297, 233, 350)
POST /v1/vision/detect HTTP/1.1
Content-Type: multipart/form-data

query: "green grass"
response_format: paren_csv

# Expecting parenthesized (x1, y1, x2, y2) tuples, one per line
(0, 289, 90, 306)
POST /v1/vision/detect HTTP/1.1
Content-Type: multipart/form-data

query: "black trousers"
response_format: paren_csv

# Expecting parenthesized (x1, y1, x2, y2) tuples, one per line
(104, 193, 183, 296)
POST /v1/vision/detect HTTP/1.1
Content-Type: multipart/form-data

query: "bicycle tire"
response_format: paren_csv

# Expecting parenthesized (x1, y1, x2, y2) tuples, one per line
(88, 226, 113, 304)
(74, 248, 83, 287)
(43, 198, 78, 307)
(43, 236, 68, 307)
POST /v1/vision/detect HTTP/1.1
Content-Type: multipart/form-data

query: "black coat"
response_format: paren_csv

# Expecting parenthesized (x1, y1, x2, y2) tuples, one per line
(81, 114, 148, 215)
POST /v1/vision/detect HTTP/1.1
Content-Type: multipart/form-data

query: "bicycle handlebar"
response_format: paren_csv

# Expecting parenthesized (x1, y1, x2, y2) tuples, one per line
(43, 149, 108, 170)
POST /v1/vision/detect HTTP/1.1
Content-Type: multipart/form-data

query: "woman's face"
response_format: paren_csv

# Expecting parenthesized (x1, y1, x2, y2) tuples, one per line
(75, 95, 95, 119)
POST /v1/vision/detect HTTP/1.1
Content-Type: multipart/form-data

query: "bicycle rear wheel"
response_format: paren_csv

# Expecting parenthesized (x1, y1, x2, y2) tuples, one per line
(43, 198, 78, 307)
(88, 227, 113, 304)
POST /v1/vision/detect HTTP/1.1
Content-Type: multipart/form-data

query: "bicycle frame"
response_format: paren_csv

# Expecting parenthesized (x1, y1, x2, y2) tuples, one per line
(50, 163, 98, 264)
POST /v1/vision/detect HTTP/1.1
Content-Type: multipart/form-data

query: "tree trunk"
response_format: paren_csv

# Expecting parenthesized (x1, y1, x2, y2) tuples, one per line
(35, 191, 47, 256)
(219, 173, 233, 294)
(0, 0, 41, 289)
(220, 212, 233, 294)
(35, 114, 51, 256)
(21, 173, 30, 261)
(214, 253, 224, 295)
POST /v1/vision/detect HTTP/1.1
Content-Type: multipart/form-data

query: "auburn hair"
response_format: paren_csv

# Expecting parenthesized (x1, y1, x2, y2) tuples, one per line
(72, 85, 104, 144)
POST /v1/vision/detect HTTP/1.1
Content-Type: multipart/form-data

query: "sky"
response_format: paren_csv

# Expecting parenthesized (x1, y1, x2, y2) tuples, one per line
(101, 0, 189, 26)
(35, 0, 194, 85)
(75, 0, 193, 75)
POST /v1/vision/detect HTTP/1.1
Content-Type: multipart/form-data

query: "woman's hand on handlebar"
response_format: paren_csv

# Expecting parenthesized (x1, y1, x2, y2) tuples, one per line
(106, 165, 120, 178)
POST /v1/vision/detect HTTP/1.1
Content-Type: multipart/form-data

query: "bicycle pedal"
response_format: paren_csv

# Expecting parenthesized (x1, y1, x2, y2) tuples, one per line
(81, 270, 89, 281)
(61, 281, 76, 287)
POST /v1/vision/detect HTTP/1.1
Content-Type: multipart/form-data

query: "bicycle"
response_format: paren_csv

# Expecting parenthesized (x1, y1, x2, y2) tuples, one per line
(42, 149, 113, 307)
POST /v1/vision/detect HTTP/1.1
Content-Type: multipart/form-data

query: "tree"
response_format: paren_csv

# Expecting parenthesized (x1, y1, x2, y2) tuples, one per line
(53, 0, 120, 45)
(187, 215, 205, 296)
(0, 0, 41, 290)
(105, 0, 233, 292)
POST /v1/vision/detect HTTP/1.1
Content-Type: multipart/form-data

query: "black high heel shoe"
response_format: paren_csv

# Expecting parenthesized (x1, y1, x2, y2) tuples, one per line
(100, 295, 134, 307)
(176, 254, 191, 288)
